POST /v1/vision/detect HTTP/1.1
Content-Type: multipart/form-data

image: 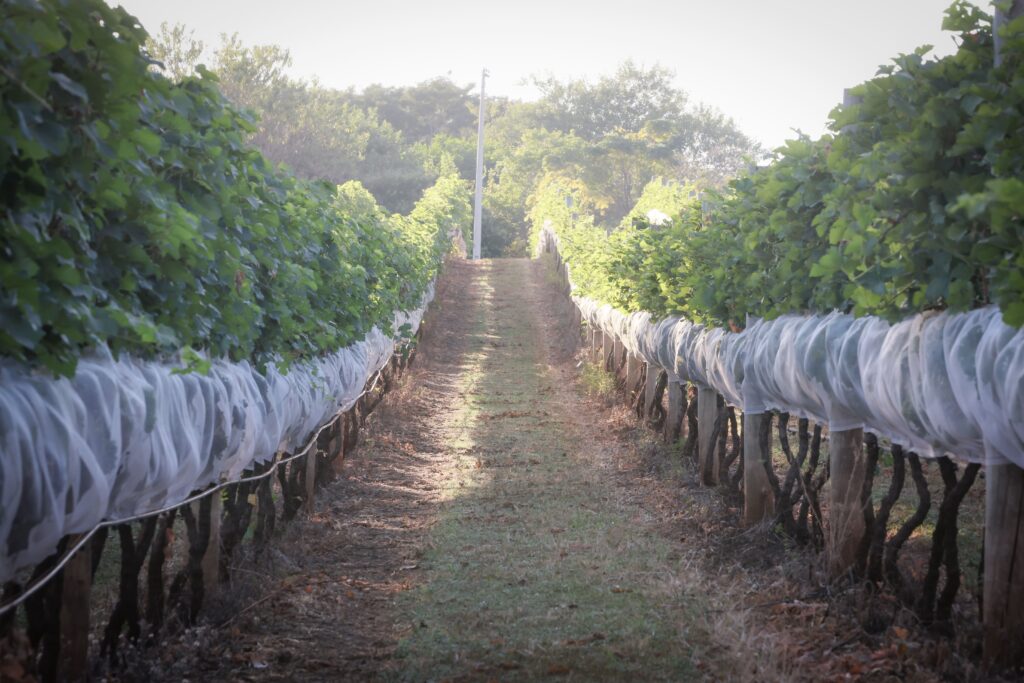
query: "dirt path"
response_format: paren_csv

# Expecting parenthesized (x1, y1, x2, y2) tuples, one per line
(388, 259, 719, 681)
(144, 256, 1000, 683)
(153, 258, 750, 682)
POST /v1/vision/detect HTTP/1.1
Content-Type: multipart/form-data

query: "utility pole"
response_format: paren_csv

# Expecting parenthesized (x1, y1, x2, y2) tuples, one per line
(472, 68, 488, 259)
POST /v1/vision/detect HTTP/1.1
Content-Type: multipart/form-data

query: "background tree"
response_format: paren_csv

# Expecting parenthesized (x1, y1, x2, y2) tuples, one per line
(531, 61, 687, 140)
(210, 35, 433, 213)
(480, 61, 761, 253)
(153, 30, 761, 248)
(673, 105, 760, 187)
(354, 78, 477, 143)
(145, 21, 205, 81)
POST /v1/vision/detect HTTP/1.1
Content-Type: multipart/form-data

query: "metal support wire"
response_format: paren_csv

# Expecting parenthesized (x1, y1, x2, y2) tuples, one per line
(0, 347, 402, 617)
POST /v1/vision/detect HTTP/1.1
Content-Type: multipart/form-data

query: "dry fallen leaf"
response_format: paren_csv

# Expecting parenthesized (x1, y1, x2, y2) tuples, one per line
(547, 663, 571, 675)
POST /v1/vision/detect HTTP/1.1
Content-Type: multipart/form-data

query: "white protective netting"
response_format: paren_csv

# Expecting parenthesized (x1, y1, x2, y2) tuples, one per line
(538, 227, 1024, 468)
(0, 286, 433, 581)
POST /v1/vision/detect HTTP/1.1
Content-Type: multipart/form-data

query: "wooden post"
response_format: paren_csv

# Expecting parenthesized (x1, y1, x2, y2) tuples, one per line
(664, 380, 684, 443)
(643, 363, 660, 417)
(625, 354, 642, 395)
(612, 338, 624, 377)
(743, 412, 775, 524)
(994, 0, 1024, 67)
(58, 534, 91, 681)
(194, 493, 221, 599)
(984, 1, 1024, 668)
(590, 328, 600, 363)
(697, 386, 722, 486)
(984, 463, 1024, 668)
(331, 416, 347, 476)
(827, 428, 866, 577)
(602, 332, 614, 371)
(304, 450, 317, 515)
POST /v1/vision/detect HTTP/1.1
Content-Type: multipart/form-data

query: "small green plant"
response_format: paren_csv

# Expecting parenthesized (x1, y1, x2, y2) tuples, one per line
(579, 360, 616, 397)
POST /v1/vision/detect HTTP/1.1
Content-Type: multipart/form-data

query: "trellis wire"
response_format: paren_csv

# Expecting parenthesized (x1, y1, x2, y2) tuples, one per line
(0, 347, 399, 617)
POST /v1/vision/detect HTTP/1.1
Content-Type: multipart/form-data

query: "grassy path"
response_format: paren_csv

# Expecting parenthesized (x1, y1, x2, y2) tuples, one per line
(146, 257, 989, 682)
(153, 258, 747, 682)
(389, 259, 712, 680)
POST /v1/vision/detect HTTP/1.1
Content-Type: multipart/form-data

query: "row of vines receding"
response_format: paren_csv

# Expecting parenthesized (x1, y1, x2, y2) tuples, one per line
(573, 310, 989, 675)
(0, 340, 419, 681)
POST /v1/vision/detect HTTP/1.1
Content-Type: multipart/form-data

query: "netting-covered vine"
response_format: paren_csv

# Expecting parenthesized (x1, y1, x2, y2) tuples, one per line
(0, 0, 470, 580)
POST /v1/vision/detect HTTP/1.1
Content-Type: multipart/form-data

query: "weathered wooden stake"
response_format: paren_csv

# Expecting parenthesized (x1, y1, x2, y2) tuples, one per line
(625, 354, 641, 393)
(331, 417, 347, 476)
(984, 1, 1024, 667)
(984, 462, 1024, 668)
(994, 0, 1024, 67)
(643, 363, 660, 417)
(304, 450, 317, 515)
(743, 412, 775, 524)
(191, 493, 221, 600)
(612, 338, 624, 377)
(828, 428, 866, 577)
(602, 332, 614, 370)
(664, 380, 684, 443)
(697, 386, 722, 485)
(202, 493, 221, 599)
(58, 534, 91, 681)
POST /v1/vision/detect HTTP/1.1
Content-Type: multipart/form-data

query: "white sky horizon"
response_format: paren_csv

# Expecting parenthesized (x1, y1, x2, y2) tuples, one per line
(112, 0, 971, 150)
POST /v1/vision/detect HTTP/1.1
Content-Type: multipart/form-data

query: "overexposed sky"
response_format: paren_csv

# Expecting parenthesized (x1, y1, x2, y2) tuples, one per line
(112, 0, 968, 149)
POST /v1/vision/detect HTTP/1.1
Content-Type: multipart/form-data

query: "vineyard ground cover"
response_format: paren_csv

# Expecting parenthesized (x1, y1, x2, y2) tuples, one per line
(387, 260, 714, 680)
(120, 258, 994, 681)
(585, 344, 992, 680)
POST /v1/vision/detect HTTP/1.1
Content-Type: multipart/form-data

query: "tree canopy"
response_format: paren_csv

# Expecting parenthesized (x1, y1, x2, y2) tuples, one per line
(145, 29, 761, 253)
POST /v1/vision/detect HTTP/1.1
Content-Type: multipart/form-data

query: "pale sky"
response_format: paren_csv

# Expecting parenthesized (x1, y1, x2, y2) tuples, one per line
(112, 0, 969, 150)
